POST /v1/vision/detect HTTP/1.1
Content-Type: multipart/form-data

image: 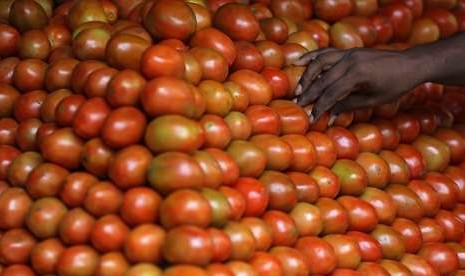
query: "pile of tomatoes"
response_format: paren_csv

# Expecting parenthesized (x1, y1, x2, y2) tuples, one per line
(1, 0, 465, 275)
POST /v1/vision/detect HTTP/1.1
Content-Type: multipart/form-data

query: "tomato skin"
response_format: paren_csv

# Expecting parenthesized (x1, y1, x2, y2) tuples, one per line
(347, 231, 383, 262)
(223, 222, 256, 261)
(316, 198, 349, 235)
(0, 228, 36, 265)
(425, 172, 459, 210)
(73, 98, 111, 139)
(331, 159, 368, 196)
(227, 140, 267, 177)
(229, 69, 273, 106)
(326, 127, 360, 160)
(434, 128, 465, 164)
(145, 115, 205, 154)
(349, 123, 383, 153)
(57, 245, 100, 276)
(445, 166, 465, 203)
(379, 150, 411, 185)
(250, 135, 293, 172)
(148, 152, 205, 195)
(435, 210, 464, 242)
(245, 105, 281, 136)
(400, 253, 440, 276)
(141, 45, 184, 79)
(40, 128, 83, 170)
(269, 246, 309, 276)
(233, 177, 269, 217)
(338, 196, 378, 232)
(323, 234, 362, 269)
(395, 144, 427, 179)
(190, 27, 236, 66)
(309, 165, 340, 199)
(259, 170, 297, 212)
(214, 3, 260, 41)
(249, 251, 284, 276)
(124, 224, 165, 264)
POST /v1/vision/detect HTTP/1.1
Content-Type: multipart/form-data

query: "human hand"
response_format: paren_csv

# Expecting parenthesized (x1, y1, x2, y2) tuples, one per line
(294, 48, 426, 121)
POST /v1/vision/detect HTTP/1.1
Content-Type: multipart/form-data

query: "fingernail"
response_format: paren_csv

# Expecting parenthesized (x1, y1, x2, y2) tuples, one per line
(328, 114, 337, 127)
(309, 113, 315, 124)
(292, 98, 298, 103)
(295, 84, 302, 96)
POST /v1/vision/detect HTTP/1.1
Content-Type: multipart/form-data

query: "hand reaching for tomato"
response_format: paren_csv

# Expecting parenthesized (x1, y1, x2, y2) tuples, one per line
(294, 32, 465, 121)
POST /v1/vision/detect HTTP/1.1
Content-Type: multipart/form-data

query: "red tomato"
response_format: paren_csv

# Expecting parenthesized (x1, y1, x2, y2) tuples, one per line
(418, 243, 459, 275)
(356, 152, 391, 188)
(287, 171, 320, 203)
(259, 170, 297, 212)
(260, 17, 289, 44)
(424, 7, 459, 38)
(425, 172, 459, 210)
(233, 177, 269, 217)
(250, 135, 293, 171)
(392, 218, 423, 254)
(281, 134, 317, 172)
(395, 144, 427, 179)
(360, 187, 397, 225)
(316, 198, 349, 235)
(124, 224, 165, 264)
(331, 159, 368, 196)
(295, 236, 337, 274)
(306, 131, 337, 167)
(223, 222, 256, 261)
(315, 0, 353, 22)
(269, 100, 309, 135)
(190, 27, 236, 65)
(214, 3, 260, 41)
(249, 252, 284, 276)
(349, 123, 383, 153)
(309, 165, 340, 199)
(435, 210, 464, 242)
(269, 246, 309, 276)
(338, 196, 378, 232)
(325, 127, 360, 159)
(419, 217, 446, 243)
(382, 3, 414, 41)
(347, 231, 383, 262)
(379, 150, 411, 185)
(386, 184, 425, 222)
(323, 234, 362, 269)
(408, 179, 441, 217)
(400, 253, 440, 276)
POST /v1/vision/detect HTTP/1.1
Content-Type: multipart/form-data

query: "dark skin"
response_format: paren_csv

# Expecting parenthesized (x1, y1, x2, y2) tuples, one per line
(294, 32, 465, 122)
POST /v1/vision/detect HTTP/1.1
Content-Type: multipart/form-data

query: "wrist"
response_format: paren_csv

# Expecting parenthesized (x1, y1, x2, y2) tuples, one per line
(403, 46, 438, 85)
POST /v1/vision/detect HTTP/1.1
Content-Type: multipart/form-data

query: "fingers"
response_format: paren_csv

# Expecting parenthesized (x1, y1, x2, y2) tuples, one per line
(294, 49, 346, 96)
(311, 73, 358, 120)
(297, 58, 351, 108)
(330, 94, 375, 115)
(293, 48, 338, 66)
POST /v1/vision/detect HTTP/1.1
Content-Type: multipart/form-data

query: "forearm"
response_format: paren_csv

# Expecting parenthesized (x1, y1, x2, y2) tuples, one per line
(405, 32, 465, 86)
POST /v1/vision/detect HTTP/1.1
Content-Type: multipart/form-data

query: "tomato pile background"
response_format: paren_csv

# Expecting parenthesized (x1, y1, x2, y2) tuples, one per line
(1, 0, 465, 275)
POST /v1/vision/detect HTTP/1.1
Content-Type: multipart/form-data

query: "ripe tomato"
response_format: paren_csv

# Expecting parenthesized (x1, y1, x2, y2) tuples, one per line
(386, 184, 425, 222)
(124, 224, 165, 264)
(250, 135, 293, 171)
(349, 123, 383, 153)
(325, 127, 360, 160)
(395, 144, 427, 179)
(371, 224, 406, 260)
(190, 27, 236, 65)
(424, 7, 458, 38)
(382, 3, 414, 41)
(191, 47, 229, 82)
(223, 222, 256, 261)
(249, 251, 284, 276)
(232, 41, 264, 72)
(323, 234, 362, 269)
(269, 100, 309, 135)
(425, 172, 459, 210)
(198, 80, 233, 117)
(418, 242, 459, 275)
(260, 17, 289, 44)
(338, 196, 378, 232)
(330, 22, 364, 49)
(306, 131, 337, 167)
(287, 171, 320, 203)
(90, 214, 129, 253)
(214, 3, 260, 41)
(30, 238, 65, 275)
(269, 246, 309, 276)
(435, 210, 464, 242)
(315, 0, 353, 22)
(331, 159, 368, 196)
(379, 150, 411, 184)
(392, 218, 423, 254)
(317, 198, 349, 235)
(434, 128, 465, 164)
(356, 152, 390, 188)
(419, 217, 446, 243)
(83, 181, 123, 217)
(408, 180, 441, 217)
(309, 165, 340, 198)
(360, 187, 397, 225)
(233, 177, 269, 217)
(0, 228, 36, 265)
(120, 187, 161, 227)
(263, 210, 299, 247)
(347, 231, 383, 262)
(229, 69, 273, 105)
(400, 253, 440, 276)
(260, 170, 297, 212)
(240, 217, 272, 252)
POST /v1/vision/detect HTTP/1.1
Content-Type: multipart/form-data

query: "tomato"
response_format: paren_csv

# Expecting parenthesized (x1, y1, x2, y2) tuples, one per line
(393, 113, 421, 143)
(357, 262, 390, 275)
(0, 228, 36, 264)
(263, 210, 299, 247)
(281, 43, 307, 67)
(122, 224, 165, 264)
(214, 3, 260, 41)
(382, 3, 413, 41)
(191, 47, 229, 82)
(58, 208, 95, 245)
(400, 253, 439, 276)
(330, 22, 364, 49)
(95, 252, 129, 276)
(15, 119, 42, 151)
(379, 150, 411, 184)
(0, 145, 20, 181)
(338, 196, 378, 232)
(250, 135, 292, 171)
(188, 3, 212, 31)
(347, 231, 383, 262)
(287, 171, 320, 203)
(145, 115, 204, 153)
(435, 210, 464, 242)
(317, 198, 349, 235)
(224, 81, 250, 112)
(57, 245, 100, 276)
(360, 187, 397, 225)
(223, 222, 256, 261)
(284, 66, 306, 94)
(260, 17, 289, 44)
(269, 100, 309, 135)
(206, 148, 240, 186)
(305, 132, 336, 167)
(407, 180, 441, 217)
(207, 228, 231, 263)
(445, 166, 465, 203)
(391, 218, 423, 254)
(379, 260, 412, 276)
(356, 152, 390, 188)
(0, 118, 18, 146)
(269, 246, 309, 276)
(371, 224, 406, 260)
(30, 238, 64, 275)
(419, 217, 446, 243)
(190, 27, 236, 66)
(261, 69, 290, 99)
(83, 181, 123, 217)
(226, 261, 256, 276)
(349, 123, 383, 153)
(245, 105, 281, 136)
(259, 171, 297, 212)
(0, 23, 19, 58)
(315, 0, 353, 22)
(250, 2, 273, 20)
(270, 0, 312, 22)
(325, 127, 360, 159)
(295, 236, 337, 274)
(395, 144, 427, 179)
(198, 80, 233, 117)
(231, 177, 268, 217)
(417, 242, 459, 275)
(227, 140, 267, 177)
(25, 162, 68, 199)
(446, 242, 465, 270)
(199, 115, 231, 149)
(341, 16, 378, 47)
(239, 217, 272, 252)
(323, 234, 362, 269)
(424, 7, 458, 38)
(425, 172, 459, 210)
(249, 251, 284, 276)
(308, 166, 339, 198)
(143, 0, 196, 40)
(434, 128, 465, 164)
(298, 20, 330, 48)
(14, 90, 47, 123)
(332, 159, 368, 196)
(409, 18, 440, 45)
(200, 188, 232, 227)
